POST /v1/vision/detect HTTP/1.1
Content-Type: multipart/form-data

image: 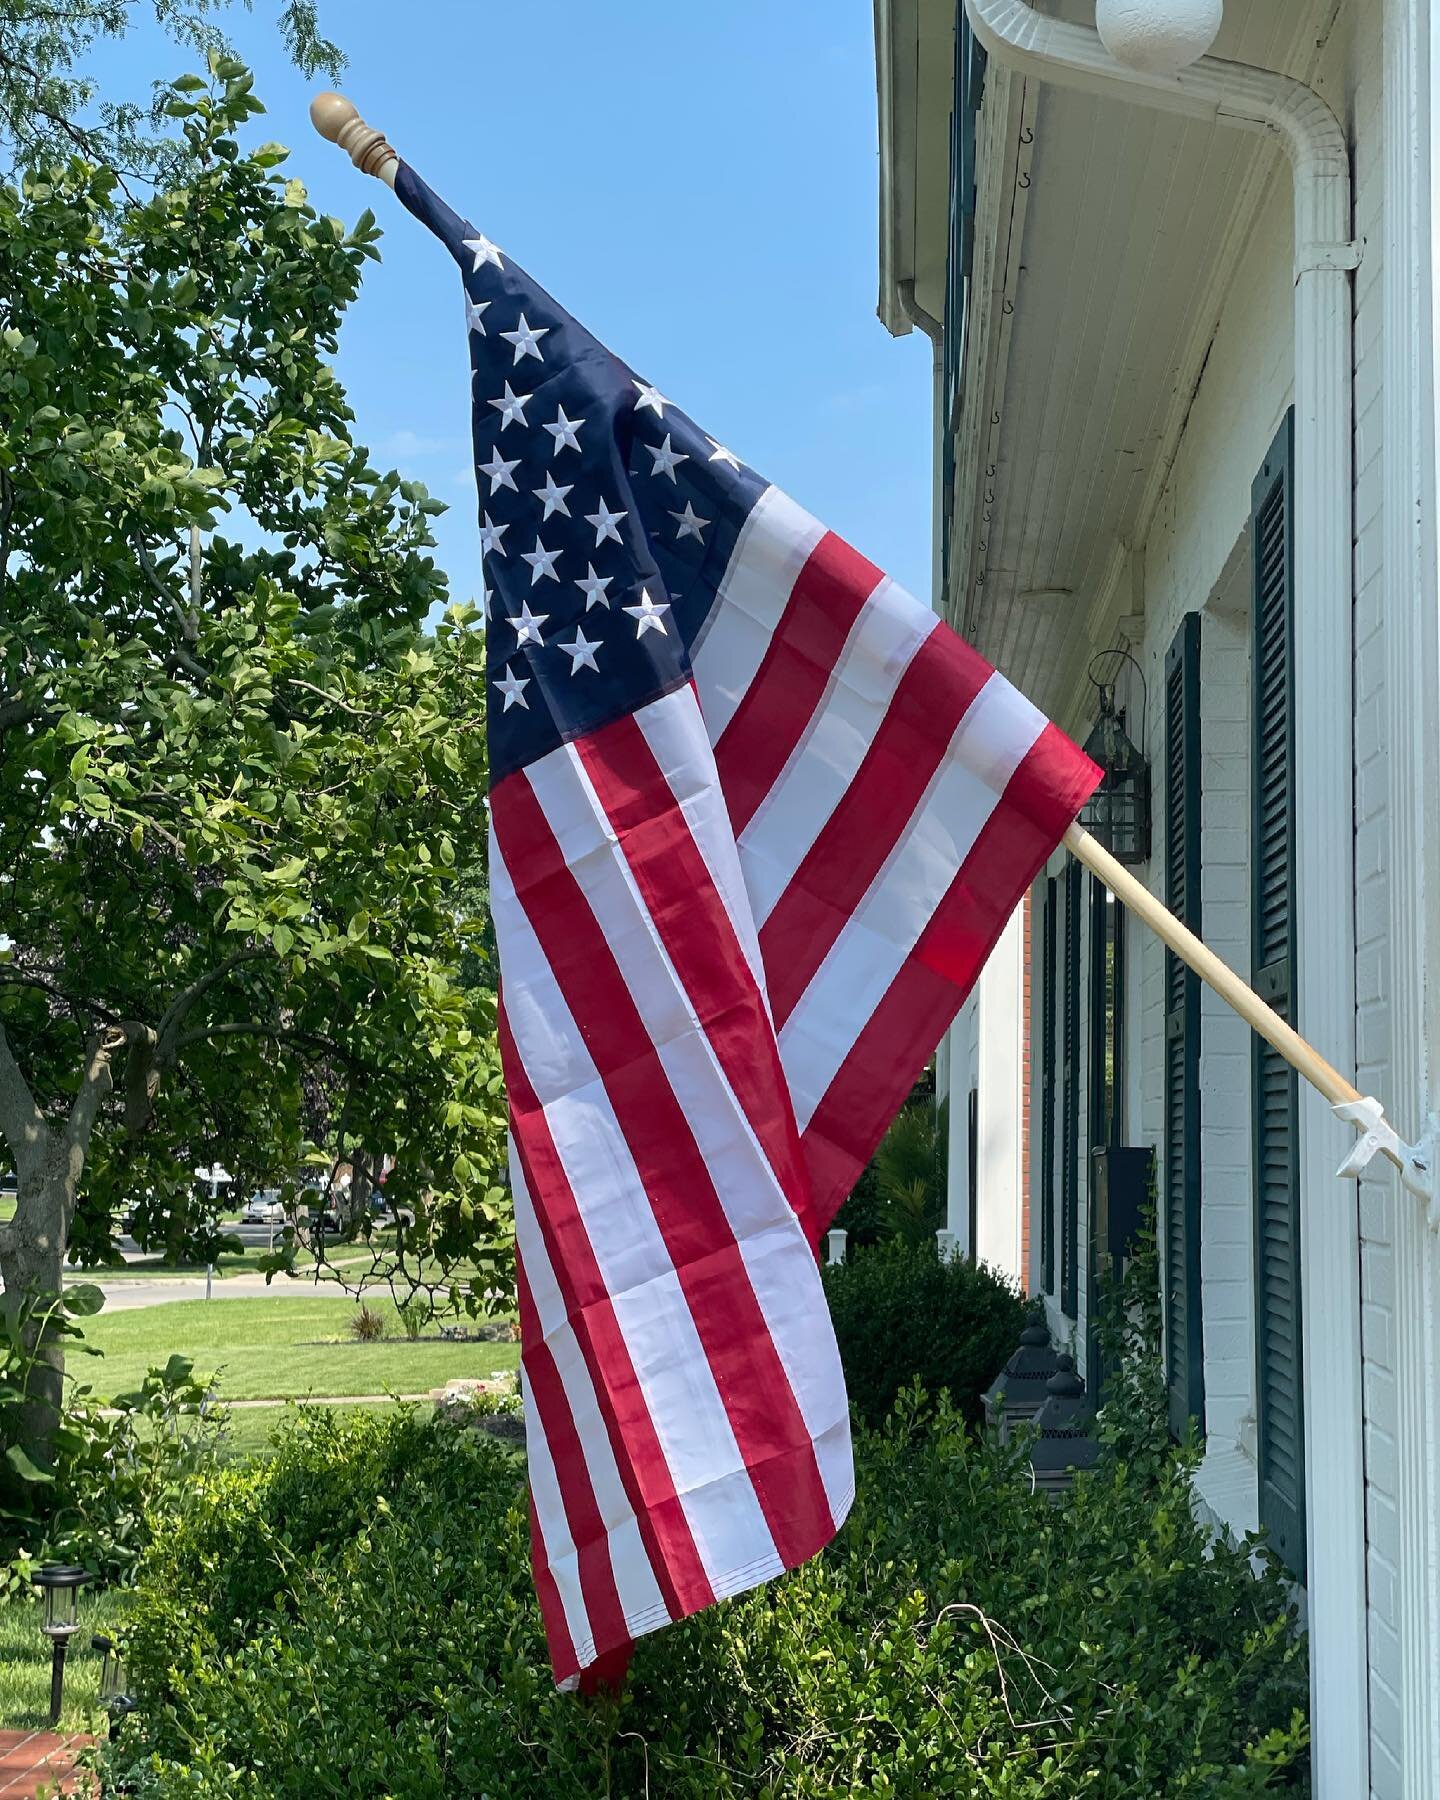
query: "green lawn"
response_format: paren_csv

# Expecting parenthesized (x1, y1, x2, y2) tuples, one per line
(219, 1398, 415, 1461)
(0, 1588, 127, 1733)
(81, 1297, 519, 1403)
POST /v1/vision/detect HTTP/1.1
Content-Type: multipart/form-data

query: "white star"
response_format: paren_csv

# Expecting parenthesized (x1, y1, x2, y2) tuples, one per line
(500, 312, 550, 365)
(670, 500, 710, 543)
(463, 234, 504, 273)
(706, 437, 741, 469)
(477, 512, 509, 559)
(520, 537, 562, 586)
(586, 497, 628, 547)
(623, 587, 670, 639)
(478, 447, 519, 494)
(494, 666, 529, 711)
(646, 434, 688, 481)
(542, 406, 585, 456)
(633, 380, 670, 418)
(465, 296, 491, 335)
(506, 601, 549, 647)
(488, 382, 531, 430)
(574, 564, 613, 611)
(533, 472, 573, 519)
(557, 627, 602, 675)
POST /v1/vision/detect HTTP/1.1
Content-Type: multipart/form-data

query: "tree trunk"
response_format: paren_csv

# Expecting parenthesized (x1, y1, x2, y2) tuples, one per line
(0, 1025, 115, 1466)
(0, 1152, 73, 1466)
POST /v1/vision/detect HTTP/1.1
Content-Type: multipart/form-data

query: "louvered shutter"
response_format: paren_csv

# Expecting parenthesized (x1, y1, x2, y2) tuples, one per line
(1251, 411, 1306, 1580)
(1061, 859, 1082, 1316)
(1164, 613, 1205, 1441)
(1040, 878, 1057, 1293)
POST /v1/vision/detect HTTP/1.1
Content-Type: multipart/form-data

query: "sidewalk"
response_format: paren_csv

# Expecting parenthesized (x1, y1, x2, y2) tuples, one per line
(0, 1730, 92, 1797)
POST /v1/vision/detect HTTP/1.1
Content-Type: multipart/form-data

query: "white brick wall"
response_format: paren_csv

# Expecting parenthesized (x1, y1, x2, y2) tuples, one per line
(1044, 7, 1401, 1785)
(1005, 11, 1400, 1778)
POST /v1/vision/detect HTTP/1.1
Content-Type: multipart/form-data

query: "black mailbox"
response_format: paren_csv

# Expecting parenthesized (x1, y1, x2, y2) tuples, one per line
(1089, 1145, 1153, 1289)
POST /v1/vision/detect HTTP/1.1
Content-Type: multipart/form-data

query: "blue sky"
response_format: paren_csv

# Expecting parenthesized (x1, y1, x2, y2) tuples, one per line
(101, 1, 935, 607)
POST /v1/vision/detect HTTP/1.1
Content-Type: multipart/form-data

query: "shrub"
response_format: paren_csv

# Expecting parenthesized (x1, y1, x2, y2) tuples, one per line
(346, 1304, 388, 1343)
(823, 1239, 1027, 1428)
(396, 1300, 426, 1343)
(96, 1389, 1308, 1798)
(2, 1289, 227, 1598)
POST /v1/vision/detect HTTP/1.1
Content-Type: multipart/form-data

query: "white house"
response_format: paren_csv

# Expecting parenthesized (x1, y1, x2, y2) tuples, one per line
(875, 2, 1440, 1794)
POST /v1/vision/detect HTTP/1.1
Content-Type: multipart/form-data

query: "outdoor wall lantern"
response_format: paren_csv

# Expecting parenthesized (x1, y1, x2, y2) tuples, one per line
(1028, 1355, 1101, 1499)
(1078, 649, 1151, 866)
(1095, 0, 1222, 77)
(982, 1314, 1061, 1443)
(32, 1563, 92, 1725)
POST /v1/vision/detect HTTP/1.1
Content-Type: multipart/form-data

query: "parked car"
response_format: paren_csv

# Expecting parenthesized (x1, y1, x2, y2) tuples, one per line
(309, 1205, 341, 1233)
(242, 1194, 285, 1225)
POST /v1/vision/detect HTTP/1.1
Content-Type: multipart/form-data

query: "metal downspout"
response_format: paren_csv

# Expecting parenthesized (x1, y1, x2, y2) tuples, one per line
(960, 4, 1365, 1794)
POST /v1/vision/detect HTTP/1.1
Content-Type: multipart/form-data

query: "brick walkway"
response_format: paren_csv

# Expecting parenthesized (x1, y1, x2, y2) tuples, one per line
(0, 1730, 93, 1797)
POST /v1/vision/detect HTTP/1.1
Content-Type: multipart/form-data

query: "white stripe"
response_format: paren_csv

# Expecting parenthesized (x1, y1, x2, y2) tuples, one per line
(691, 485, 823, 743)
(739, 578, 939, 926)
(491, 822, 781, 1589)
(521, 1361, 595, 1668)
(511, 1147, 671, 1639)
(633, 689, 768, 1003)
(522, 716, 853, 1524)
(779, 672, 1047, 1127)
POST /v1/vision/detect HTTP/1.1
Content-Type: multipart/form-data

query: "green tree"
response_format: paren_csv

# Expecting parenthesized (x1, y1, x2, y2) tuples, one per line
(0, 59, 509, 1463)
(0, 1, 343, 175)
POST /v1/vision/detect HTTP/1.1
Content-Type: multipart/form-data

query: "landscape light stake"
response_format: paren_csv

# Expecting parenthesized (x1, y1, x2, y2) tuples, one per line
(307, 86, 1440, 1236)
(32, 1564, 92, 1726)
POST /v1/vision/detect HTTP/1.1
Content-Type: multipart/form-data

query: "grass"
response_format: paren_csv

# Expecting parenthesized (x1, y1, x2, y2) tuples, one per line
(219, 1398, 414, 1462)
(0, 1588, 127, 1733)
(79, 1297, 518, 1403)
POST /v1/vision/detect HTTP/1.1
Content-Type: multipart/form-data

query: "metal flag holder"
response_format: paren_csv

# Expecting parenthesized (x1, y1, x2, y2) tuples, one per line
(308, 89, 1439, 1234)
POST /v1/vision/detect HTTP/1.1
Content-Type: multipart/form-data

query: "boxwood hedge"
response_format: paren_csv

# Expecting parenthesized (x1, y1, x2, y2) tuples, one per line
(98, 1389, 1308, 1797)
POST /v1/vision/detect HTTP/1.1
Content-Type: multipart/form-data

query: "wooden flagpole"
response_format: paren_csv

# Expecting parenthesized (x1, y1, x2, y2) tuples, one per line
(307, 89, 1434, 1212)
(1064, 823, 1361, 1107)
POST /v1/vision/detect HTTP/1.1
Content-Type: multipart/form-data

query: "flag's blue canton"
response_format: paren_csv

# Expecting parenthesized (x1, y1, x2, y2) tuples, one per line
(396, 166, 767, 786)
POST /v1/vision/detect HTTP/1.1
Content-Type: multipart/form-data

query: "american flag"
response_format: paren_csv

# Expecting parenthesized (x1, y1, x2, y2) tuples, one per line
(397, 165, 1101, 1687)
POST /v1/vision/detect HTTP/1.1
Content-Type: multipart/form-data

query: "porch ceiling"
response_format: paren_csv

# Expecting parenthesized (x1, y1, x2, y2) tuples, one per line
(960, 0, 1330, 725)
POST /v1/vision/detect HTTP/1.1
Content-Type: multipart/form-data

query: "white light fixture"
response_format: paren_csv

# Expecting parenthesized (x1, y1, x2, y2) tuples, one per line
(1095, 0, 1222, 75)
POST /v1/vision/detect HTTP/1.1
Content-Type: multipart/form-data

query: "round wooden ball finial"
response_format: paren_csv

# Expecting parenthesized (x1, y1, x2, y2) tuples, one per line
(309, 91, 356, 143)
(308, 90, 398, 186)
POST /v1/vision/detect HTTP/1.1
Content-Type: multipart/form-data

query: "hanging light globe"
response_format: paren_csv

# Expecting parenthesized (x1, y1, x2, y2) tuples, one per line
(1095, 0, 1223, 75)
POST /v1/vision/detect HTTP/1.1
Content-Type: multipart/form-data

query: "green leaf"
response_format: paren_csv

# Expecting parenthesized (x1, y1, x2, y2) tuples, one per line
(61, 1284, 106, 1318)
(5, 1445, 54, 1484)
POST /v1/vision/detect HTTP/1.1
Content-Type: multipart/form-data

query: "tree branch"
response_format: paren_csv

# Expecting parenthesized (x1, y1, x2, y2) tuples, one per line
(155, 949, 270, 1059)
(0, 1020, 51, 1188)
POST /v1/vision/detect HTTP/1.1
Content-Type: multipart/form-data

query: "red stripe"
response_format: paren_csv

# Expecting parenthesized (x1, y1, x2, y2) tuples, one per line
(761, 627, 992, 1027)
(800, 723, 1101, 1230)
(573, 709, 811, 1227)
(713, 531, 883, 837)
(500, 1006, 711, 1624)
(493, 769, 837, 1571)
(515, 1256, 629, 1668)
(527, 1496, 578, 1684)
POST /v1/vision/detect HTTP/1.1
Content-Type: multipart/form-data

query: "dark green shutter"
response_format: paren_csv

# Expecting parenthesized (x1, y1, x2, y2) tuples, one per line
(1061, 859, 1082, 1317)
(1164, 613, 1204, 1441)
(1251, 411, 1306, 1580)
(1040, 878, 1057, 1292)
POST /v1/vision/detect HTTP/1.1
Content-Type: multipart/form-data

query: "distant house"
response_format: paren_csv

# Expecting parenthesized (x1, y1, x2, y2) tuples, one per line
(875, 3, 1440, 1794)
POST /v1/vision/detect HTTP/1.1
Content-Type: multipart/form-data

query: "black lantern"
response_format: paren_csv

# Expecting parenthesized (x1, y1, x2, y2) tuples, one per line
(32, 1564, 92, 1725)
(982, 1314, 1061, 1442)
(1028, 1355, 1100, 1498)
(1079, 651, 1150, 865)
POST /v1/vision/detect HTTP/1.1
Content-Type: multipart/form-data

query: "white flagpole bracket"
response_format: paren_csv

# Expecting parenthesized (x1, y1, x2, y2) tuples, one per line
(1332, 1097, 1440, 1231)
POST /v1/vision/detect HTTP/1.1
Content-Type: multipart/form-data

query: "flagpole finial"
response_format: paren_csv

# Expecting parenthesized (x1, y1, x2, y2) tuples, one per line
(309, 91, 398, 188)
